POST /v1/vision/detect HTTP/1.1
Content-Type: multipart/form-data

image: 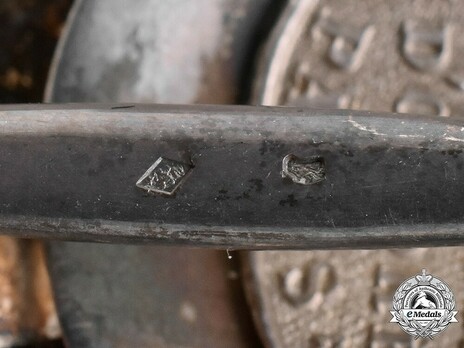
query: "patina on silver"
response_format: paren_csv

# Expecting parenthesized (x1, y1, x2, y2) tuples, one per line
(136, 157, 192, 195)
(246, 0, 464, 346)
(43, 0, 273, 347)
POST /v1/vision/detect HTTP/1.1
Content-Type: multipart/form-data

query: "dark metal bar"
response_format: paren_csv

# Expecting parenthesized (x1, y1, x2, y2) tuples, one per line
(1, 103, 464, 249)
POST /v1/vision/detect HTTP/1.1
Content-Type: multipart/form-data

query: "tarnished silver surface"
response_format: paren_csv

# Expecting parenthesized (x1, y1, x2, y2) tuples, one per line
(246, 0, 464, 346)
(44, 0, 274, 346)
(4, 104, 464, 247)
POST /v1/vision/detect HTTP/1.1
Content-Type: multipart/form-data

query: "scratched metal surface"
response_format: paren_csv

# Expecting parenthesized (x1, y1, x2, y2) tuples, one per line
(43, 0, 276, 347)
(2, 105, 464, 248)
(245, 0, 464, 346)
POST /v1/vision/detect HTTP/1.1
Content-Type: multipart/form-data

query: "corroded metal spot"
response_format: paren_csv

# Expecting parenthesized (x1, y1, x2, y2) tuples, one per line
(282, 154, 325, 185)
(136, 157, 192, 195)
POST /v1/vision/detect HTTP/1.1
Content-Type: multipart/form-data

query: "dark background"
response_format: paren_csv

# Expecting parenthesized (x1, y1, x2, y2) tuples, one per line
(0, 0, 72, 103)
(1, 1, 72, 347)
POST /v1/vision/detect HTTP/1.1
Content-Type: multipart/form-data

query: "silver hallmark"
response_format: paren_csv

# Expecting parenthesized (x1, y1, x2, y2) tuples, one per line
(136, 157, 192, 195)
(248, 0, 464, 346)
(282, 154, 326, 185)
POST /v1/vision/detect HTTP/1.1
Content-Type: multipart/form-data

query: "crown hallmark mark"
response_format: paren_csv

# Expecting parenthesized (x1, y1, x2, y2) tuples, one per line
(136, 157, 192, 195)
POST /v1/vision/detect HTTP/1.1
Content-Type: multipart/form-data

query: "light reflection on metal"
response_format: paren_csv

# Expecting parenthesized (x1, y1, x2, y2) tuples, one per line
(282, 154, 326, 185)
(136, 157, 192, 196)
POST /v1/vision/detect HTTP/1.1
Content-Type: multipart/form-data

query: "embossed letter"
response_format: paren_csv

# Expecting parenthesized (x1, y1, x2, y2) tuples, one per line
(315, 13, 375, 71)
(286, 64, 351, 108)
(402, 21, 452, 72)
(279, 263, 336, 306)
(395, 91, 450, 117)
